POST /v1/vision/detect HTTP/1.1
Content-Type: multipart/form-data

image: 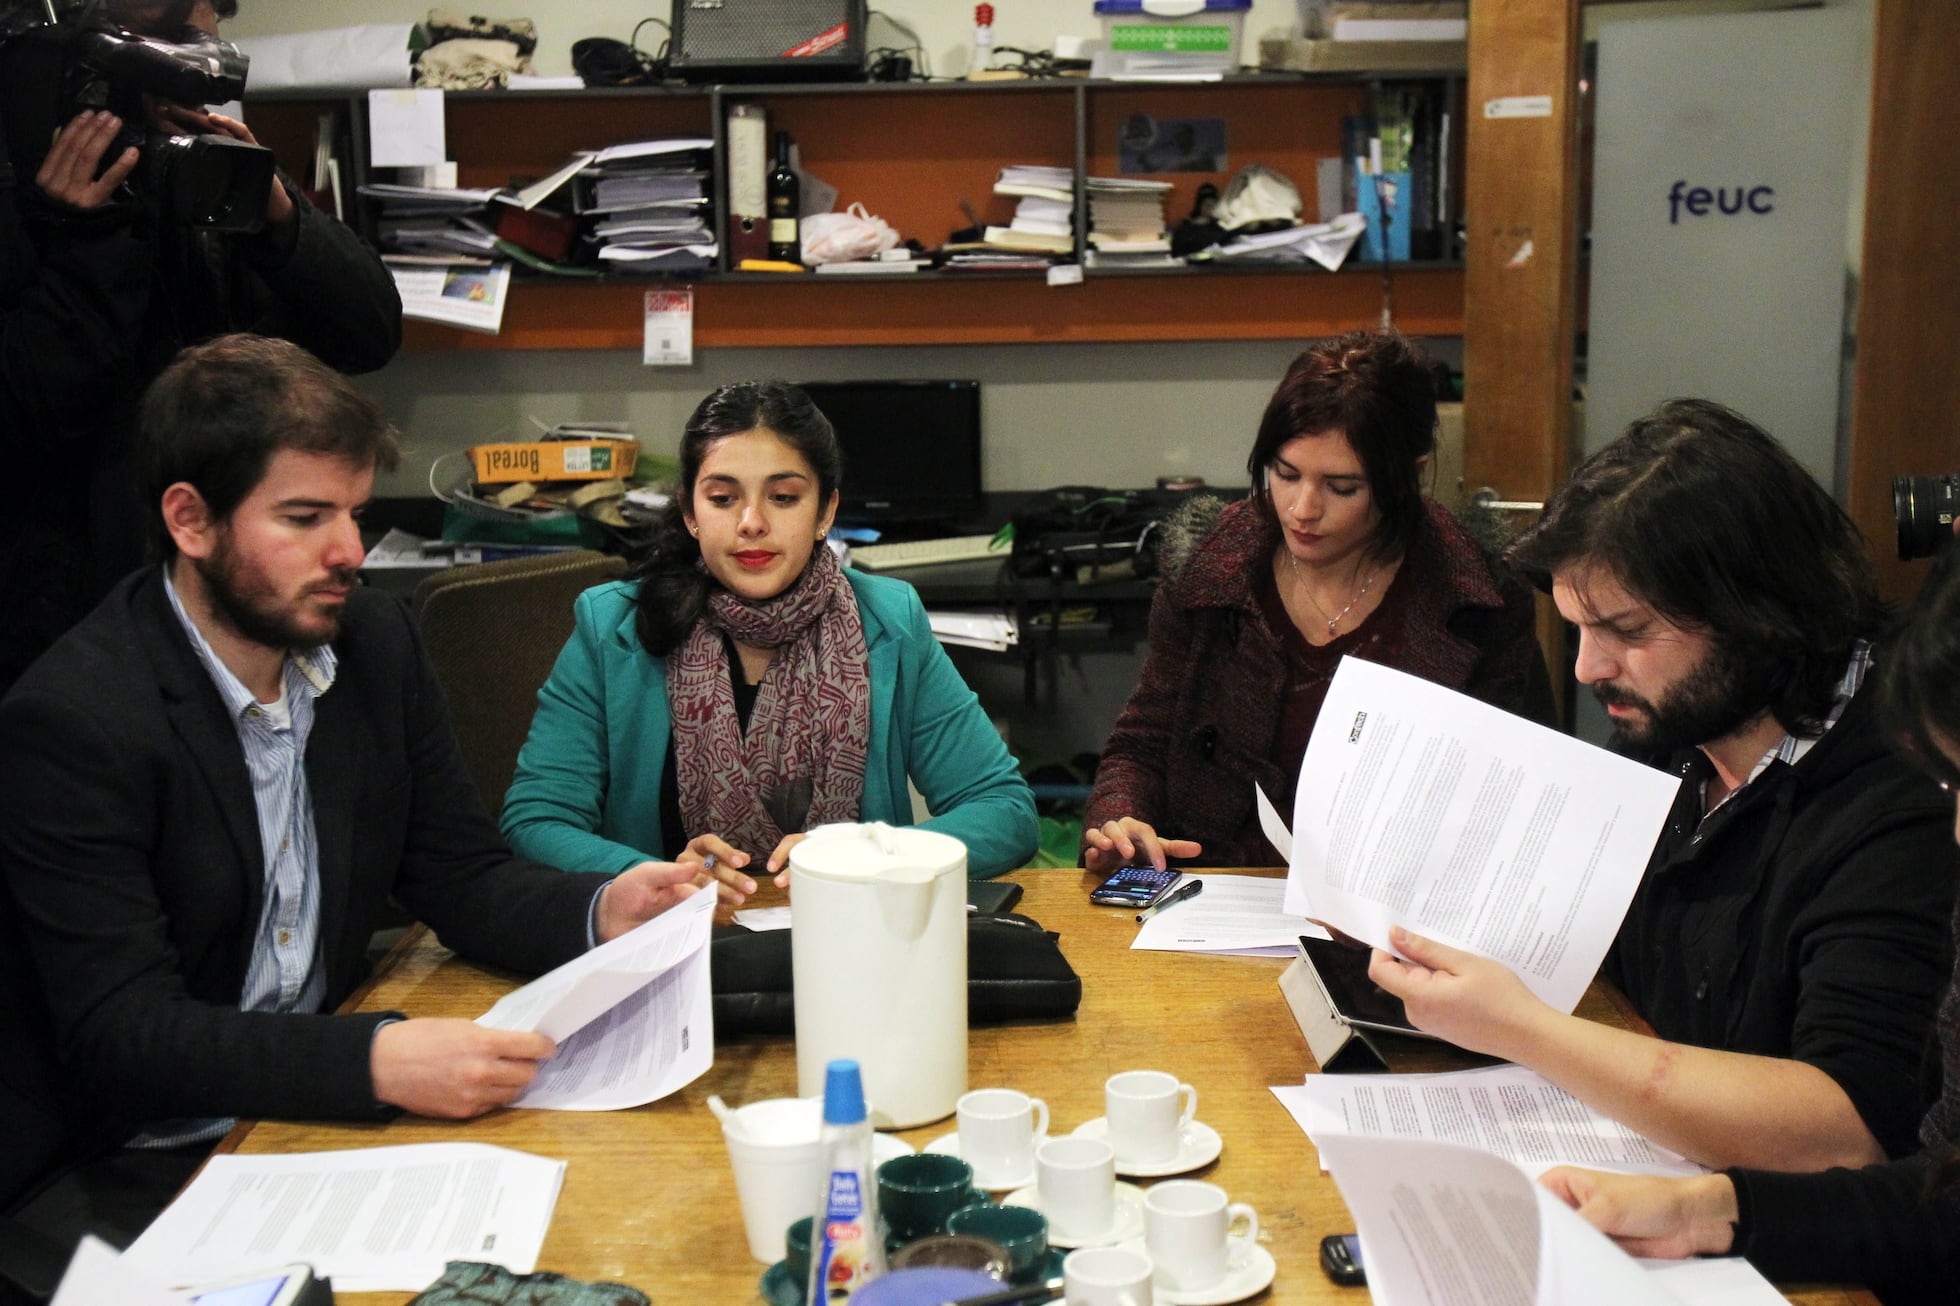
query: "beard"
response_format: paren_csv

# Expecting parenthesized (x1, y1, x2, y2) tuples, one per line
(1594, 639, 1764, 754)
(196, 533, 357, 651)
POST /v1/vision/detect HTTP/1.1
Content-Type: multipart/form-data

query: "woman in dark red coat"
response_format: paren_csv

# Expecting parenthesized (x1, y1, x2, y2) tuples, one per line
(1083, 330, 1554, 872)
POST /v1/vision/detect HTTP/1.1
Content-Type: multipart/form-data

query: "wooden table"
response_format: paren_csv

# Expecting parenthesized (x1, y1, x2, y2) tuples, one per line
(222, 869, 1875, 1304)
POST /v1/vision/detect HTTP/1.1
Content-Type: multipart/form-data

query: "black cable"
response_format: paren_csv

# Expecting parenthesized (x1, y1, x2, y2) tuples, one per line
(867, 8, 930, 80)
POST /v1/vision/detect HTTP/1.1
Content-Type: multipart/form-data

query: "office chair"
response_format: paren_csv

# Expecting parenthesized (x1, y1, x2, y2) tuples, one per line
(412, 550, 629, 819)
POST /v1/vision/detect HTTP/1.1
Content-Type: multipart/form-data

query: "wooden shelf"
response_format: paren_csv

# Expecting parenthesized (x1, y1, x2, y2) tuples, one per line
(252, 72, 1465, 353)
(401, 264, 1462, 350)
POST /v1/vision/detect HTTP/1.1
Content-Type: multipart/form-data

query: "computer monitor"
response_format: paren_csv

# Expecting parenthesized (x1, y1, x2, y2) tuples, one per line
(799, 380, 984, 529)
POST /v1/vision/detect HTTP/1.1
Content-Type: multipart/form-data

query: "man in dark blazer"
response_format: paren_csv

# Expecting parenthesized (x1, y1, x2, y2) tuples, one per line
(0, 334, 698, 1279)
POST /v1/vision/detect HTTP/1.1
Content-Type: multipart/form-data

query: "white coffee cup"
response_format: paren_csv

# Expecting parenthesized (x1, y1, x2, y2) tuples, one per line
(956, 1087, 1049, 1188)
(1142, 1179, 1259, 1291)
(718, 1096, 825, 1263)
(1036, 1135, 1116, 1242)
(1105, 1070, 1198, 1164)
(1063, 1245, 1154, 1306)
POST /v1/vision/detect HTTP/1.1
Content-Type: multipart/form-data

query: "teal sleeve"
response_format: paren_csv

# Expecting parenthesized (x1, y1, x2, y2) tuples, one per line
(888, 589, 1038, 877)
(500, 592, 659, 876)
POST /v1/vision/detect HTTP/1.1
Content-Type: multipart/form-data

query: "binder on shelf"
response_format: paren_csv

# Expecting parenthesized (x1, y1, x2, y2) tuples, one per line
(725, 103, 770, 264)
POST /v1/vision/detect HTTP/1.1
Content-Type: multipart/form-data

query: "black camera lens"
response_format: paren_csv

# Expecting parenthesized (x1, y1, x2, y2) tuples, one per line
(1893, 474, 1960, 560)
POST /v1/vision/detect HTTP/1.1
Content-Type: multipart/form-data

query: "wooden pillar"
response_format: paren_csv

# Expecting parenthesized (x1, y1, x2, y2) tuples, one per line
(1460, 0, 1583, 712)
(1844, 0, 1960, 604)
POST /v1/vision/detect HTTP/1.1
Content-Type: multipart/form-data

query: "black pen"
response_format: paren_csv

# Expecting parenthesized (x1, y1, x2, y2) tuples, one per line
(1136, 877, 1203, 923)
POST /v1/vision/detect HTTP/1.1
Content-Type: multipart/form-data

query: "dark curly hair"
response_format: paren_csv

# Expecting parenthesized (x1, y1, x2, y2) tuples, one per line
(1508, 398, 1885, 738)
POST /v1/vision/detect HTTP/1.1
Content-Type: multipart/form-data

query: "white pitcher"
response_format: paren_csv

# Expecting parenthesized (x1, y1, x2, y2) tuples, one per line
(789, 822, 967, 1127)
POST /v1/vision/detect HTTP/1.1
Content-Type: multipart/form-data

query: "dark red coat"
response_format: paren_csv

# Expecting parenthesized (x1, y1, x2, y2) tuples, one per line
(1085, 496, 1554, 866)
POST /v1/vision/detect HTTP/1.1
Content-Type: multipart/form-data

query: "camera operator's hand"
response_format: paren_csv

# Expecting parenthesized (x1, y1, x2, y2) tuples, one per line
(150, 103, 295, 231)
(35, 111, 140, 211)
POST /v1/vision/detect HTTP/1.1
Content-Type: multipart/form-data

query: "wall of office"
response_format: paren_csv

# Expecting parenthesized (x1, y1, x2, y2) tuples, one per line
(224, 1, 1312, 81)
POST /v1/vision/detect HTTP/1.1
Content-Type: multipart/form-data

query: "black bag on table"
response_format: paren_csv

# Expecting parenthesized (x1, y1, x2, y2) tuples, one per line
(710, 910, 1083, 1038)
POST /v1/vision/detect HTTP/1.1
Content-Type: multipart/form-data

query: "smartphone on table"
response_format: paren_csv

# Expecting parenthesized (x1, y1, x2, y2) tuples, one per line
(1089, 864, 1182, 909)
(1320, 1232, 1366, 1286)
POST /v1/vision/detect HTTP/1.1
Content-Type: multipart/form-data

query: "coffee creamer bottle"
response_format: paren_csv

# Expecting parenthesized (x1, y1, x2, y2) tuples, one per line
(808, 1059, 884, 1301)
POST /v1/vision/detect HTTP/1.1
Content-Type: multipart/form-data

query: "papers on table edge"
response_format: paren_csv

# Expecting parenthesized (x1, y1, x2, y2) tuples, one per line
(477, 888, 716, 1110)
(1316, 1134, 1780, 1306)
(123, 1143, 565, 1293)
(1280, 658, 1680, 1014)
(1129, 873, 1325, 956)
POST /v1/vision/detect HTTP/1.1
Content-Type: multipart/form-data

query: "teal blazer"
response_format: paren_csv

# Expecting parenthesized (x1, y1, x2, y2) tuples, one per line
(501, 569, 1037, 878)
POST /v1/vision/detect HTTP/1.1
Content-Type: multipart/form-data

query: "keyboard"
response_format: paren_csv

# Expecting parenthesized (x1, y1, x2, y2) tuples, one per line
(848, 534, 1008, 571)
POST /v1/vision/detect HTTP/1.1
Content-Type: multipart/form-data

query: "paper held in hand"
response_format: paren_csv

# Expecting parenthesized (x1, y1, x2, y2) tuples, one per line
(1280, 658, 1680, 1013)
(475, 887, 716, 1110)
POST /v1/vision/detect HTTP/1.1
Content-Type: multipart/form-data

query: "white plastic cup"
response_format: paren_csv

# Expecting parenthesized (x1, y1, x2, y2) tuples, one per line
(956, 1087, 1049, 1188)
(1063, 1245, 1154, 1306)
(720, 1096, 826, 1263)
(1037, 1135, 1116, 1243)
(1141, 1179, 1258, 1292)
(1105, 1070, 1198, 1164)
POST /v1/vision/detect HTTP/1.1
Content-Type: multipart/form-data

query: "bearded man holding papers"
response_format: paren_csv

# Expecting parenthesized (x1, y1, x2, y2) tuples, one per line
(1370, 399, 1958, 1174)
(0, 336, 698, 1292)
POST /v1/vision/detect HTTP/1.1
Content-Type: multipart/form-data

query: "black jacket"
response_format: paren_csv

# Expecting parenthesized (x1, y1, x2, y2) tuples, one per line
(0, 165, 402, 695)
(0, 570, 609, 1209)
(1606, 684, 1959, 1159)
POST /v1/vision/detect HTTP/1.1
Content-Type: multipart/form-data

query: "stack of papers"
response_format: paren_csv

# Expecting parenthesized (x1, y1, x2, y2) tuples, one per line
(361, 182, 503, 261)
(574, 138, 717, 272)
(1086, 176, 1176, 268)
(1199, 212, 1368, 271)
(123, 1143, 566, 1293)
(926, 609, 1017, 651)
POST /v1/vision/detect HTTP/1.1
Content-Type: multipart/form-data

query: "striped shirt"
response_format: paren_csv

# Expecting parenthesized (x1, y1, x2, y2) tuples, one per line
(131, 574, 337, 1149)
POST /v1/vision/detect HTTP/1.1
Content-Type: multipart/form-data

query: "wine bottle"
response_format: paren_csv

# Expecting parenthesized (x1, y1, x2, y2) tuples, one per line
(768, 130, 801, 263)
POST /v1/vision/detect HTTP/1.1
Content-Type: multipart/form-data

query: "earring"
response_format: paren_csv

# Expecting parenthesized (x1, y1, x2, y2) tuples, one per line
(817, 529, 828, 541)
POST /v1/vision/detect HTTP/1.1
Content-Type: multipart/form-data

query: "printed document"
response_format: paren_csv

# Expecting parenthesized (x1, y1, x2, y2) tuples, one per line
(1272, 1065, 1705, 1178)
(1130, 873, 1324, 955)
(1320, 1135, 1781, 1306)
(477, 888, 715, 1110)
(1283, 658, 1679, 1012)
(123, 1143, 563, 1292)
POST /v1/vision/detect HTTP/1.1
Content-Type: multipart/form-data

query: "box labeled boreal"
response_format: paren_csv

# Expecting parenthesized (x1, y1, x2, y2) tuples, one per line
(467, 438, 640, 484)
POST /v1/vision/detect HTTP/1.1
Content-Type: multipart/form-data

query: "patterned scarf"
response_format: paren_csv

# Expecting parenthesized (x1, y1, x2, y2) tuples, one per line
(669, 544, 870, 858)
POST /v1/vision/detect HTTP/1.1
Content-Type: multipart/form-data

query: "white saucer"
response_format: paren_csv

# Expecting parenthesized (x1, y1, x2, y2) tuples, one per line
(921, 1131, 1046, 1191)
(1070, 1117, 1224, 1177)
(1000, 1180, 1146, 1248)
(1117, 1235, 1276, 1306)
(872, 1133, 916, 1164)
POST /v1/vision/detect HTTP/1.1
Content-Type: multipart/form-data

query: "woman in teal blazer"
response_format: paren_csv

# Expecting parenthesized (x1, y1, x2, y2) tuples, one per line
(502, 382, 1036, 895)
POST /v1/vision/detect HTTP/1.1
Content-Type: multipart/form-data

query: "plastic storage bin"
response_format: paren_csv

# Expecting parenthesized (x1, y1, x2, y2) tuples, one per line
(1093, 0, 1252, 73)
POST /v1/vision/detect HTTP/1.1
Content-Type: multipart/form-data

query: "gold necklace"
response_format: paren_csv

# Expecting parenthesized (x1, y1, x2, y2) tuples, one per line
(1285, 549, 1379, 637)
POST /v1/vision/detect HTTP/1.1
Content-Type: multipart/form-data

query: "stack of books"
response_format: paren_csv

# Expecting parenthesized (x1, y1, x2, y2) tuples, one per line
(574, 138, 718, 273)
(979, 164, 1074, 258)
(1085, 177, 1176, 269)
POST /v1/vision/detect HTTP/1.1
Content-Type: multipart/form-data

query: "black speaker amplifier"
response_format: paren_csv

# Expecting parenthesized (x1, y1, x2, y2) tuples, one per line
(669, 0, 870, 82)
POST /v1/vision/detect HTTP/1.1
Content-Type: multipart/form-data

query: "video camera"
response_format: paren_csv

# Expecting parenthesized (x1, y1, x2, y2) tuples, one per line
(1894, 474, 1960, 561)
(0, 0, 271, 231)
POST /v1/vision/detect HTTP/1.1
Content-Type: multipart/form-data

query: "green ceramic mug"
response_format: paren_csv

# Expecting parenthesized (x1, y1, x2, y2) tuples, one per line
(877, 1153, 988, 1241)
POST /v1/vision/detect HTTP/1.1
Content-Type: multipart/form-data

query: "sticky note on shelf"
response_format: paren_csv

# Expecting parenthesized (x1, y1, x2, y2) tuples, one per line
(368, 88, 446, 167)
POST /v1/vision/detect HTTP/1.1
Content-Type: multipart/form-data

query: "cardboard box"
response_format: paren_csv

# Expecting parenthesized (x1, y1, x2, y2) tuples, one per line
(467, 438, 640, 484)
